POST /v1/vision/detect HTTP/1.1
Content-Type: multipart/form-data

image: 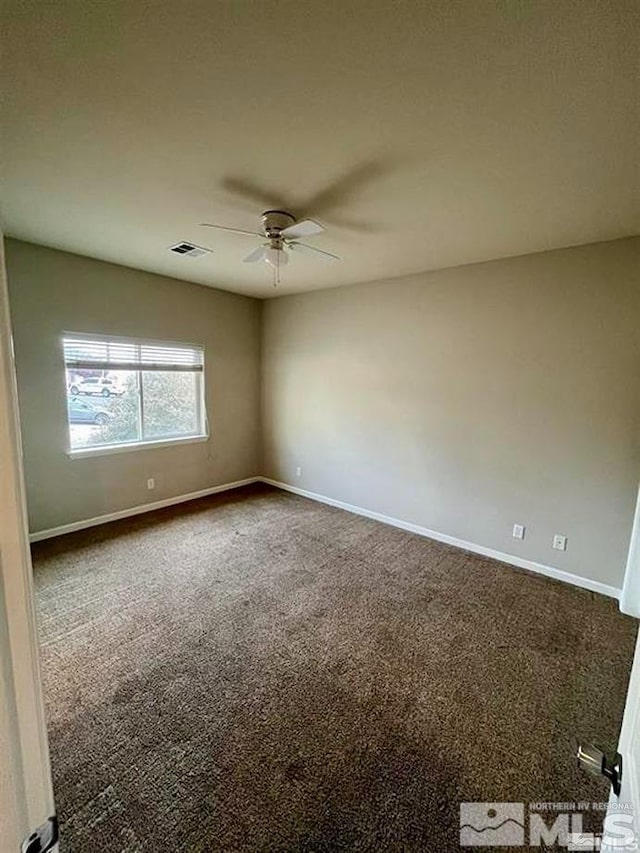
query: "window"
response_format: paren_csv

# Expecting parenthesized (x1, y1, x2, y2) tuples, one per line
(63, 334, 207, 454)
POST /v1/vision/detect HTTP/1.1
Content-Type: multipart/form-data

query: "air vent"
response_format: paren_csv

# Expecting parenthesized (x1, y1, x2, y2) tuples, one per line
(169, 242, 211, 258)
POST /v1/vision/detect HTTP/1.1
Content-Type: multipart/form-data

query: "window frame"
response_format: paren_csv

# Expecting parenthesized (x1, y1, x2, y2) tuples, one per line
(62, 332, 209, 458)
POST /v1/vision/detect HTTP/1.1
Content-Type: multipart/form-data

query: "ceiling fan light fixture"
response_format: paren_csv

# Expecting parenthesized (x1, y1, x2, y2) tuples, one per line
(199, 208, 338, 286)
(263, 246, 288, 268)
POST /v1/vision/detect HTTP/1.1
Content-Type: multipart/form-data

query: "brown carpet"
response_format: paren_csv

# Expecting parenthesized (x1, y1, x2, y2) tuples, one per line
(32, 483, 636, 852)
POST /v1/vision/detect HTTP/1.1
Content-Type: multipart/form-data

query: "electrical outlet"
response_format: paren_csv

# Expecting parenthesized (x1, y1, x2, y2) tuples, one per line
(512, 524, 525, 540)
(147, 478, 155, 490)
(553, 534, 567, 551)
(295, 466, 302, 477)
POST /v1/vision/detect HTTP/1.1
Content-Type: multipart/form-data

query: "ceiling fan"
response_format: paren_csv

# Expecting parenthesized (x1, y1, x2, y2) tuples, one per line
(199, 210, 340, 284)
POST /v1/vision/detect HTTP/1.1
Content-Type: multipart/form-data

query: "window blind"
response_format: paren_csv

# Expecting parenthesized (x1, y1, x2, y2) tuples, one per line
(63, 335, 204, 372)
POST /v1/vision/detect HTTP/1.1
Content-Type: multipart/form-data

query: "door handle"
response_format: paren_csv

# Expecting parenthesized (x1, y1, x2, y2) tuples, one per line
(577, 743, 622, 796)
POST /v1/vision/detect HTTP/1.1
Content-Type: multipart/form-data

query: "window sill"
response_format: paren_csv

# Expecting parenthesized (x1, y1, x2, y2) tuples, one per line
(67, 434, 209, 459)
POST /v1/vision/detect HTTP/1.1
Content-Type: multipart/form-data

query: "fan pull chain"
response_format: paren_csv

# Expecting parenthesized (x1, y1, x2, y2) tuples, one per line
(273, 251, 280, 287)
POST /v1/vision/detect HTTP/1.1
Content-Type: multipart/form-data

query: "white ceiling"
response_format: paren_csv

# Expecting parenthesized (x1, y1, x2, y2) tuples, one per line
(2, 0, 638, 298)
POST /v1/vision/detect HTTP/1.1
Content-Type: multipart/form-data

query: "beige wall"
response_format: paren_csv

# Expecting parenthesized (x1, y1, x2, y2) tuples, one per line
(262, 238, 640, 588)
(5, 239, 261, 533)
(6, 236, 640, 587)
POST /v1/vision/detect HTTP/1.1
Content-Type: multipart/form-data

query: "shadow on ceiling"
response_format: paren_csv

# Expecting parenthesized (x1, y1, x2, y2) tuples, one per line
(218, 160, 391, 233)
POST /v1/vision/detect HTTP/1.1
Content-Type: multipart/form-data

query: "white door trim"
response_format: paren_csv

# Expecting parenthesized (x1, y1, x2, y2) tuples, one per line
(620, 485, 640, 618)
(601, 630, 640, 851)
(0, 235, 56, 848)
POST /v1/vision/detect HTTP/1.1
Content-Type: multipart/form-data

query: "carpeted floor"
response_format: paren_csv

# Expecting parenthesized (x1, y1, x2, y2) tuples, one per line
(32, 483, 636, 852)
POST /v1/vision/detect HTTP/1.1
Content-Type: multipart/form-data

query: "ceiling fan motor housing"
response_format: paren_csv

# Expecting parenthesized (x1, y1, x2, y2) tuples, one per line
(262, 210, 295, 239)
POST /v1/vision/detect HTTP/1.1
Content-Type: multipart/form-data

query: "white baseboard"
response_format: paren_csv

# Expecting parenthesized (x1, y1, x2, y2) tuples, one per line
(260, 478, 621, 600)
(30, 473, 621, 600)
(29, 477, 260, 542)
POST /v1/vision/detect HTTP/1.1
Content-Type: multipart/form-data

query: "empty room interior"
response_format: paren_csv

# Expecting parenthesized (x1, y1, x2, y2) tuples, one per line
(1, 1, 640, 851)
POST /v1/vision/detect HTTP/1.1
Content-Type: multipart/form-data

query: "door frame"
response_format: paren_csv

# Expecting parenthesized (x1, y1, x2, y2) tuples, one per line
(621, 485, 640, 618)
(601, 487, 640, 850)
(0, 233, 55, 848)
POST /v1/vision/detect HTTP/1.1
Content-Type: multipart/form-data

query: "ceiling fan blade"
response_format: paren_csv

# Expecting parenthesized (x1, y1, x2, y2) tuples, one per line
(199, 223, 263, 237)
(243, 245, 267, 263)
(287, 241, 340, 262)
(281, 219, 325, 239)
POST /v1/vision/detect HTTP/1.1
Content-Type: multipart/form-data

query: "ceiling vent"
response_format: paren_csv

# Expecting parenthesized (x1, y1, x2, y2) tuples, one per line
(169, 242, 211, 258)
